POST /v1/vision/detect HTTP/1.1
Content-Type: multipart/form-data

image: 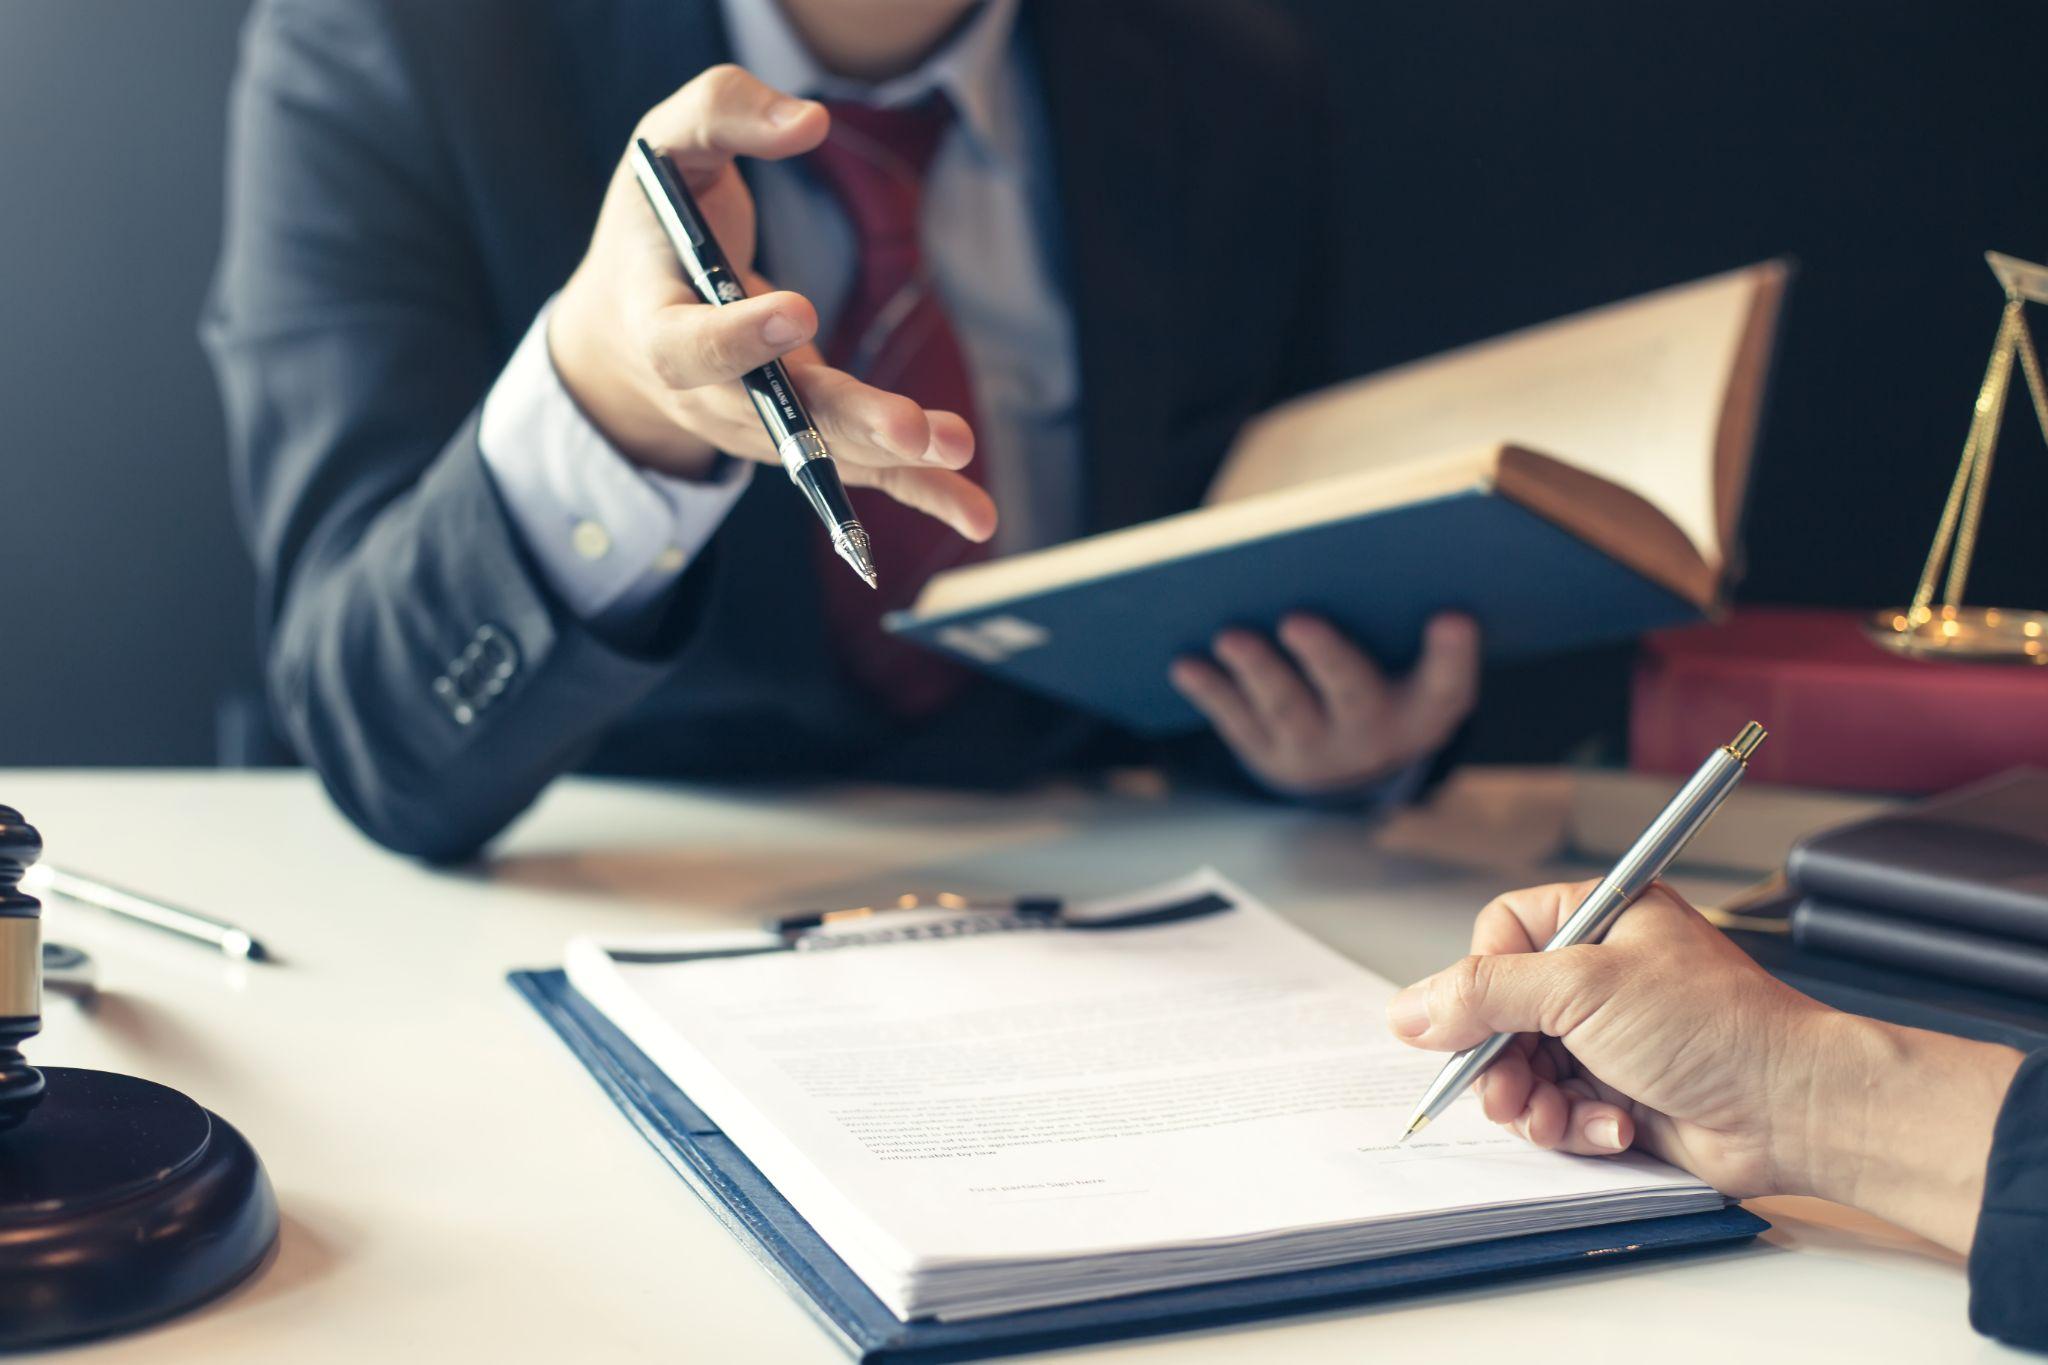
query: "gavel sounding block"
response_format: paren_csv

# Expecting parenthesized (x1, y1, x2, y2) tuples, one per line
(0, 1067, 278, 1350)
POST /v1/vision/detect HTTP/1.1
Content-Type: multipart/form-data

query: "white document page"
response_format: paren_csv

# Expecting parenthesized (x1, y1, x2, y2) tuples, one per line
(566, 871, 1720, 1319)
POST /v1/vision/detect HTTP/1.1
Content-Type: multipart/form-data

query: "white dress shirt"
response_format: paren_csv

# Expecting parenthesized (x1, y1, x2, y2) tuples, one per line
(478, 0, 1081, 628)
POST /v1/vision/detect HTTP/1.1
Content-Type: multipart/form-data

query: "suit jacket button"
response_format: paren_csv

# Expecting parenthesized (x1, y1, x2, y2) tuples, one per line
(474, 625, 519, 681)
(572, 520, 611, 560)
(438, 625, 518, 723)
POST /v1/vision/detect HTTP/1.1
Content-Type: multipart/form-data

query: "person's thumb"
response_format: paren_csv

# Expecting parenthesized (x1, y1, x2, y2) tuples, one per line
(1385, 946, 1607, 1051)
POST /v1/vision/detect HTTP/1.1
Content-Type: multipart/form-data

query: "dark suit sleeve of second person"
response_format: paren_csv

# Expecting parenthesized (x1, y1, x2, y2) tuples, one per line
(203, 0, 704, 862)
(1969, 1047, 2048, 1349)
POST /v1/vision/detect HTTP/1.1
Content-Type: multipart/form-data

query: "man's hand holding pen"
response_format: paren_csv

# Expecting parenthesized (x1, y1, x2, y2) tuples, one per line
(1390, 881, 1826, 1190)
(549, 64, 1475, 786)
(1389, 879, 2024, 1256)
(548, 65, 996, 546)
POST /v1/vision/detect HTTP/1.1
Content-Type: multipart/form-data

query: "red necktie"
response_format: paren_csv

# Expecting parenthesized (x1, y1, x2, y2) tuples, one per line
(805, 97, 990, 717)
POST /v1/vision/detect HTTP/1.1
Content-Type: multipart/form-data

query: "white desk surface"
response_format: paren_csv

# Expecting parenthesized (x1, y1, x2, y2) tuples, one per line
(4, 767, 2017, 1363)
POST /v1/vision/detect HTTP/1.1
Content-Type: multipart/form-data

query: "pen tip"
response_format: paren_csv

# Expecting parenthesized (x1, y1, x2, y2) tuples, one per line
(832, 527, 878, 589)
(1399, 1114, 1429, 1144)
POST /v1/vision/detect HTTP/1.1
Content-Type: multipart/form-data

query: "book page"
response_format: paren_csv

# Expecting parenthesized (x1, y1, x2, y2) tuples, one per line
(567, 871, 1718, 1319)
(1211, 266, 1776, 566)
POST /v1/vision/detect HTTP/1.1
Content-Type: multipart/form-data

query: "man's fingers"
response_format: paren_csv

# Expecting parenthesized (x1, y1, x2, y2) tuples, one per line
(1477, 1047, 1536, 1125)
(1487, 1071, 1631, 1154)
(796, 366, 975, 471)
(1467, 880, 1698, 964)
(666, 364, 983, 530)
(685, 382, 992, 535)
(848, 465, 998, 543)
(684, 355, 979, 473)
(738, 268, 827, 368)
(1212, 631, 1323, 749)
(1276, 613, 1390, 730)
(639, 65, 828, 174)
(1552, 1095, 1635, 1155)
(1515, 1077, 1573, 1148)
(644, 292, 818, 390)
(1168, 658, 1270, 756)
(1470, 880, 1602, 957)
(922, 411, 976, 467)
(1393, 612, 1480, 745)
(1386, 944, 1610, 1050)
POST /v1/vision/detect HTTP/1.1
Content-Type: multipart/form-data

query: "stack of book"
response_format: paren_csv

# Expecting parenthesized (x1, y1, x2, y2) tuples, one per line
(1566, 767, 1892, 875)
(1632, 609, 2048, 796)
(1785, 769, 2048, 1000)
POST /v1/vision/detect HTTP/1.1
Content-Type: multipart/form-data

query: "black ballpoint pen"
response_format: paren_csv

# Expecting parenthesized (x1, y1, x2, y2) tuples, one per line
(629, 138, 877, 588)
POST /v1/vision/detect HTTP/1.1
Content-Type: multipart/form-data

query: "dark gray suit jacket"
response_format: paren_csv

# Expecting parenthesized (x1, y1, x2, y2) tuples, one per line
(1975, 1048, 2048, 1348)
(205, 0, 1336, 860)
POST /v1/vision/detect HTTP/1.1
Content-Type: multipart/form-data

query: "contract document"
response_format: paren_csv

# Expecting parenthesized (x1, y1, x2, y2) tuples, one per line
(565, 870, 1725, 1322)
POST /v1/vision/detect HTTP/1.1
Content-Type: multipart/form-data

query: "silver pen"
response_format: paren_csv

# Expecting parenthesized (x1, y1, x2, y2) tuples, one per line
(22, 865, 268, 962)
(1399, 722, 1767, 1142)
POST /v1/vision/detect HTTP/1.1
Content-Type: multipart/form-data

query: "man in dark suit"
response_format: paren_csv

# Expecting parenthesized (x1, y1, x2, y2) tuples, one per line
(206, 0, 1479, 861)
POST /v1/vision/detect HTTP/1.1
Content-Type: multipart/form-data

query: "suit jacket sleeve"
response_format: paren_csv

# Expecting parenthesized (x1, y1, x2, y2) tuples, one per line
(204, 0, 706, 862)
(1970, 1047, 2048, 1348)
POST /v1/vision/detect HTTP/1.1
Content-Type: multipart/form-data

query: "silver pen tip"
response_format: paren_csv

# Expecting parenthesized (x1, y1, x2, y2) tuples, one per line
(832, 527, 878, 590)
(1399, 1113, 1430, 1144)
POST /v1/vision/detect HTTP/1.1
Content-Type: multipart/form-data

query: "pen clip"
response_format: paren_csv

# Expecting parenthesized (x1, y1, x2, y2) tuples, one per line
(632, 138, 711, 250)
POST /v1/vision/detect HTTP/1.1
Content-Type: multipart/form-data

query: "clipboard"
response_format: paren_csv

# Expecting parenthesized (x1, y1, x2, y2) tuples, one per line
(509, 964, 1768, 1362)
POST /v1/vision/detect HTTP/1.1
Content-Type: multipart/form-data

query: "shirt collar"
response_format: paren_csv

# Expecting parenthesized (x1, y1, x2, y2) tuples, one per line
(718, 0, 1024, 164)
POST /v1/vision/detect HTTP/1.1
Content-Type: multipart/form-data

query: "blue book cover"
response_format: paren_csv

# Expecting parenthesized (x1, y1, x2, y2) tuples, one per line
(886, 262, 1788, 735)
(887, 478, 1704, 736)
(511, 968, 1768, 1363)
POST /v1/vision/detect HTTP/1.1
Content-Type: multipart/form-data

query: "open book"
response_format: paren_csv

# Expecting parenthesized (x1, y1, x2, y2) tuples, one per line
(564, 871, 1727, 1323)
(887, 263, 1788, 734)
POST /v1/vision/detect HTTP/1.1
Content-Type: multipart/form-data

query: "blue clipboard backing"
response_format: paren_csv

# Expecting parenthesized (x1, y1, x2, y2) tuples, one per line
(510, 968, 1768, 1363)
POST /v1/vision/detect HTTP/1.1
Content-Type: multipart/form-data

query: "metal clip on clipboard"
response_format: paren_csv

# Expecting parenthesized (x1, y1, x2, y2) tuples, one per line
(769, 888, 1238, 950)
(600, 888, 1239, 966)
(767, 894, 1062, 950)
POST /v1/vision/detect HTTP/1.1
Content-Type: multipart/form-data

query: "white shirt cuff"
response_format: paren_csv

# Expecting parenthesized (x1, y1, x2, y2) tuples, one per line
(478, 296, 753, 624)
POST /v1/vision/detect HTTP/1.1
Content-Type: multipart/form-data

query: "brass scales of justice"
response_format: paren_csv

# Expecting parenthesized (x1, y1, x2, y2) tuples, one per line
(1866, 251, 2048, 663)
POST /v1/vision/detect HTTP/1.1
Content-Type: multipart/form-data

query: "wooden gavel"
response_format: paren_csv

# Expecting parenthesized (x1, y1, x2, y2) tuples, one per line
(0, 803, 277, 1349)
(0, 803, 42, 1130)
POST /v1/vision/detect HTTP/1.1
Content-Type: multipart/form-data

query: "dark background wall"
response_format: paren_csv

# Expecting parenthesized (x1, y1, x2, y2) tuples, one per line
(1, 0, 2043, 766)
(0, 0, 254, 764)
(1317, 0, 2048, 759)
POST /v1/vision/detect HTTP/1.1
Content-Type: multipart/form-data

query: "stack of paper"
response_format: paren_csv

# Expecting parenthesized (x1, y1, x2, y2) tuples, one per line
(566, 871, 1724, 1322)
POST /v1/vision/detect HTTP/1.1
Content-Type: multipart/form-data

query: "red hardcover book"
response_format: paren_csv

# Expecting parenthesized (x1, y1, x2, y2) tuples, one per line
(1631, 608, 2048, 794)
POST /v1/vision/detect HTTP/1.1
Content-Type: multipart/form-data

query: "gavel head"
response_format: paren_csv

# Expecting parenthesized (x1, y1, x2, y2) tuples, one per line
(0, 805, 43, 1131)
